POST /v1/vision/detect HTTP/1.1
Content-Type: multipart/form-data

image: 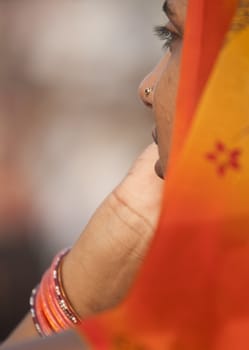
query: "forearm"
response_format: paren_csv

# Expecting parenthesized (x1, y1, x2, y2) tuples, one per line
(2, 145, 161, 347)
(1, 314, 38, 348)
(2, 193, 146, 347)
(1, 329, 87, 350)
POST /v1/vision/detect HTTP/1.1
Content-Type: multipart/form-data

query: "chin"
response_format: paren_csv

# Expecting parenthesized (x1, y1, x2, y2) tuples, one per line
(154, 159, 165, 179)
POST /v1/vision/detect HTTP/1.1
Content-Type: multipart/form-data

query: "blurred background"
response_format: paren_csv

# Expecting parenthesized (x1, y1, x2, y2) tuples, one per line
(0, 0, 163, 340)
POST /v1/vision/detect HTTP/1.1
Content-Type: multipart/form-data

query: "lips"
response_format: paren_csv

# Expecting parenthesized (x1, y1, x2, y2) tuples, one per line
(152, 127, 158, 145)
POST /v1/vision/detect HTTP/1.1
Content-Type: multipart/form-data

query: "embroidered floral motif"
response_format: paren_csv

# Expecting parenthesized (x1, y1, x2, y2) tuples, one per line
(205, 141, 241, 176)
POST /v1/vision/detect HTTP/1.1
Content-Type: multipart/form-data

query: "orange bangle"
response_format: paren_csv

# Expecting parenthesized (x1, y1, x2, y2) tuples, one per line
(35, 286, 54, 336)
(40, 271, 64, 332)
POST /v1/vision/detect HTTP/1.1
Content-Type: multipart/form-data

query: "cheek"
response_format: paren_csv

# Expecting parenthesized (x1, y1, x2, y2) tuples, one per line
(154, 45, 182, 170)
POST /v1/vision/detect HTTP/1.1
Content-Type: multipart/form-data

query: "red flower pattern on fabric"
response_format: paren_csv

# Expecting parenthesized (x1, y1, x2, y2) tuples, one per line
(205, 141, 241, 176)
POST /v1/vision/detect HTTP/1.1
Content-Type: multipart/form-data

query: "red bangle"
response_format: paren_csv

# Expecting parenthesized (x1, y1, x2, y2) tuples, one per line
(30, 287, 46, 337)
(30, 248, 81, 336)
(51, 249, 81, 325)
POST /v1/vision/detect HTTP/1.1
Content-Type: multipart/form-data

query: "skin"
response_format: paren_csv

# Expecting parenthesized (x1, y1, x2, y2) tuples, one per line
(139, 0, 187, 177)
(1, 331, 86, 350)
(1, 0, 187, 348)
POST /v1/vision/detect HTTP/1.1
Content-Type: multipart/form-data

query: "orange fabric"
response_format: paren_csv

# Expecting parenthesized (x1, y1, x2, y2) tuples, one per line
(80, 1, 249, 349)
(170, 0, 239, 164)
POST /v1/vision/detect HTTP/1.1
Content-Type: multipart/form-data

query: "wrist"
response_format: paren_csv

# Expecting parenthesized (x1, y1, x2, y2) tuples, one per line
(60, 250, 94, 319)
(61, 192, 155, 318)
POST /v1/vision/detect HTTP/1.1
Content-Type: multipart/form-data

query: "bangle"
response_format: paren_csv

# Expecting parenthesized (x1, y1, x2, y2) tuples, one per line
(30, 248, 81, 336)
(52, 249, 81, 325)
(30, 287, 45, 337)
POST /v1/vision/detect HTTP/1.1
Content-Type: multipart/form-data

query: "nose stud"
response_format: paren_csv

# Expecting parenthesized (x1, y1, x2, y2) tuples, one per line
(144, 87, 154, 97)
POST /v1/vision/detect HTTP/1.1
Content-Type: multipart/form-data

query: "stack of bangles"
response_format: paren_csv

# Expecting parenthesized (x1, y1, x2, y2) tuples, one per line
(30, 248, 81, 336)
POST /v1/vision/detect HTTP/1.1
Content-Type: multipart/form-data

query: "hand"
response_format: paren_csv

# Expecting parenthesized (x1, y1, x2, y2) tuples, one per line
(62, 144, 163, 317)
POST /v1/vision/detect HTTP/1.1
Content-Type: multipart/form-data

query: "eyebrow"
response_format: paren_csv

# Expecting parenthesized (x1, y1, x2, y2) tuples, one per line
(162, 0, 182, 33)
(163, 0, 175, 17)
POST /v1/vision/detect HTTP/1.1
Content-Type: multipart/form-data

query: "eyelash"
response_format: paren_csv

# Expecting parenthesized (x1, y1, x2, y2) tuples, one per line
(154, 25, 178, 50)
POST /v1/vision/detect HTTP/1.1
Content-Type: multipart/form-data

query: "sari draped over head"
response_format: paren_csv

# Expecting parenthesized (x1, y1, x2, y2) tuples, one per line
(79, 0, 249, 349)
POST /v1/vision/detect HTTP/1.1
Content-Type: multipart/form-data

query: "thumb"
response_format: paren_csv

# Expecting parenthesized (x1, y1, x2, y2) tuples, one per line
(115, 144, 164, 229)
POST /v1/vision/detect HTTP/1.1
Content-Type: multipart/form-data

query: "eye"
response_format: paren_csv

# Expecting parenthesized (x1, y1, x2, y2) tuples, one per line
(154, 25, 179, 51)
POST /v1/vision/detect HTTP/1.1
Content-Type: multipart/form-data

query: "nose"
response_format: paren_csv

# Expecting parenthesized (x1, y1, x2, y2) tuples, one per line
(138, 51, 171, 108)
(138, 72, 155, 108)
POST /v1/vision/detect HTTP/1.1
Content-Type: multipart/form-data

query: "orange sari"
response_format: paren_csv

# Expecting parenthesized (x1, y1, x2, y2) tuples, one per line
(79, 1, 249, 348)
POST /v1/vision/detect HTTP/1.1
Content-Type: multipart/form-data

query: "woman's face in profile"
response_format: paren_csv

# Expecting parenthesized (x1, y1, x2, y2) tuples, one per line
(139, 0, 187, 178)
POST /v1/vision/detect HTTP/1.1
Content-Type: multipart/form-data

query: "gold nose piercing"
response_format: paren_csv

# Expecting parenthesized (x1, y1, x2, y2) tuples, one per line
(144, 87, 153, 97)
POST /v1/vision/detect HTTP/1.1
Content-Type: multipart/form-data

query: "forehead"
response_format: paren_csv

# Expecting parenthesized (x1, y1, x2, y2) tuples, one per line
(168, 0, 187, 10)
(167, 0, 188, 26)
